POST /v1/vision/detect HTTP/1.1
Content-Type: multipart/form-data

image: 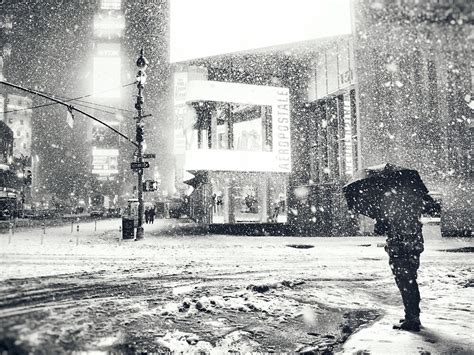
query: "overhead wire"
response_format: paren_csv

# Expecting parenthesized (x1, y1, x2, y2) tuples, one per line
(0, 82, 136, 115)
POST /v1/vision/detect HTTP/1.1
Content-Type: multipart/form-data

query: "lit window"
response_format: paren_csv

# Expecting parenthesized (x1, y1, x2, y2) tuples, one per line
(100, 0, 121, 10)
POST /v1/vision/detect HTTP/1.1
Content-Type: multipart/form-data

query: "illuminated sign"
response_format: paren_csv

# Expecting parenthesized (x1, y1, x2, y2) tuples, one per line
(173, 72, 190, 155)
(100, 0, 121, 10)
(91, 147, 119, 176)
(93, 56, 121, 98)
(177, 80, 291, 173)
(96, 42, 120, 57)
(93, 13, 125, 38)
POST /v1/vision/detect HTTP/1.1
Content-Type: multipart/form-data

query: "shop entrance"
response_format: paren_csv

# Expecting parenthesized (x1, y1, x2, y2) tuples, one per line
(209, 172, 287, 224)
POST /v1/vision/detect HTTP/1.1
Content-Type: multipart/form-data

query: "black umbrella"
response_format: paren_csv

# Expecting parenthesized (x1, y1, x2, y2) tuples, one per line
(343, 163, 432, 219)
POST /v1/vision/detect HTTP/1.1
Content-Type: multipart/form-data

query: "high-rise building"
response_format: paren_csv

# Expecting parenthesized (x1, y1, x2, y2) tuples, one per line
(5, 94, 32, 159)
(87, 0, 126, 210)
(85, 0, 171, 209)
(352, 0, 472, 237)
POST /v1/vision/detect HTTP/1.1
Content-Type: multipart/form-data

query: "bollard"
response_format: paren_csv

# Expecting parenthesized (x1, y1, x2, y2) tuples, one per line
(95, 220, 97, 232)
(119, 225, 122, 232)
(71, 221, 73, 233)
(77, 225, 79, 232)
(41, 223, 45, 234)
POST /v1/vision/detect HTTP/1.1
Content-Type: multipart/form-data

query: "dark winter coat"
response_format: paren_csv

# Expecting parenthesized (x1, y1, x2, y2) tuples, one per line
(378, 186, 425, 256)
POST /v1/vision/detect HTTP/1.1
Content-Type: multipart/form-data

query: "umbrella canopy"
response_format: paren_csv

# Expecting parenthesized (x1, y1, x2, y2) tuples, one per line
(343, 163, 430, 219)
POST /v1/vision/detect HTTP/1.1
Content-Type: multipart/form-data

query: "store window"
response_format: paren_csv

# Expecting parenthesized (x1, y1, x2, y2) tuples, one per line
(210, 103, 272, 152)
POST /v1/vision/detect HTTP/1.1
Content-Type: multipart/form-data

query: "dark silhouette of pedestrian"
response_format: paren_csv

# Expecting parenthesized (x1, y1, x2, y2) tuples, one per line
(149, 208, 156, 224)
(144, 208, 150, 224)
(376, 184, 425, 332)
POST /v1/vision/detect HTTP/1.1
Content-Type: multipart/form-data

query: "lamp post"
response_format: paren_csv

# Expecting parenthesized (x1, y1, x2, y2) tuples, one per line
(134, 49, 148, 240)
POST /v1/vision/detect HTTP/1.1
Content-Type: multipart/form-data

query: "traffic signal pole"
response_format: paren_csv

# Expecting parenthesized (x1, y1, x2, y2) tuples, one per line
(134, 49, 148, 240)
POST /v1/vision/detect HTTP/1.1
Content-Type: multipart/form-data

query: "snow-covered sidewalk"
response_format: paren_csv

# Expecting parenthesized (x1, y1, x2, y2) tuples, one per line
(0, 220, 472, 354)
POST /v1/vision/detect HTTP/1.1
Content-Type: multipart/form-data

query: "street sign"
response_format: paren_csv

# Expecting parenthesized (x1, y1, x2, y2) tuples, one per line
(131, 161, 150, 169)
(143, 153, 156, 159)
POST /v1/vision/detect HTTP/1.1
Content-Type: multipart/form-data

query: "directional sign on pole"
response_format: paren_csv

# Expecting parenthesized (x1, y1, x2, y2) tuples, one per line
(131, 161, 150, 170)
(143, 153, 156, 159)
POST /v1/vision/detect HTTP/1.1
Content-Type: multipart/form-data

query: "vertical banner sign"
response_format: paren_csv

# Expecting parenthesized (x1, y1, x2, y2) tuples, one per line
(273, 89, 291, 172)
(173, 72, 188, 155)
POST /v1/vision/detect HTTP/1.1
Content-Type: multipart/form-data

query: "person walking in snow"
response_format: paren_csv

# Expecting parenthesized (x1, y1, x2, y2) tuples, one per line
(144, 207, 150, 224)
(149, 207, 156, 224)
(376, 183, 426, 332)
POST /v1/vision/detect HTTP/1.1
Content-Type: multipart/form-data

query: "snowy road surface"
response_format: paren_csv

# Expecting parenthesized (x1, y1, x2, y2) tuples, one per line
(0, 219, 472, 354)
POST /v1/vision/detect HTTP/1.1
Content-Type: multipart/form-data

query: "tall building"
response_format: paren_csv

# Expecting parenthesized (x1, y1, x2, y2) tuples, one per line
(122, 0, 171, 199)
(1, 0, 97, 209)
(352, 0, 472, 236)
(85, 0, 171, 208)
(87, 0, 127, 210)
(0, 9, 33, 212)
(1, 0, 170, 211)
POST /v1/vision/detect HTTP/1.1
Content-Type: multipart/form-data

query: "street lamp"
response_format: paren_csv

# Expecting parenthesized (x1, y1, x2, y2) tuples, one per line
(134, 49, 148, 240)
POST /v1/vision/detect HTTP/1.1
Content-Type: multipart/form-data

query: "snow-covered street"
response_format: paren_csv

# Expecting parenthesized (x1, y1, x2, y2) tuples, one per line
(0, 219, 472, 354)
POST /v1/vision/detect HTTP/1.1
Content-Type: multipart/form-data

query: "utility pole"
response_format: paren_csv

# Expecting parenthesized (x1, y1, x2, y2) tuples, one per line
(134, 49, 148, 240)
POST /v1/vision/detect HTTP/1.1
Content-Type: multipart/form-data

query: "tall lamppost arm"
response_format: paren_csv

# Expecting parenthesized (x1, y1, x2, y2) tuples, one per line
(0, 80, 138, 148)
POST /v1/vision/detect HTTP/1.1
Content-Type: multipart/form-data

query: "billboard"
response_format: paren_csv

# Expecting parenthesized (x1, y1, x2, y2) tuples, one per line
(178, 80, 291, 173)
(93, 13, 125, 38)
(93, 56, 121, 98)
(91, 147, 119, 176)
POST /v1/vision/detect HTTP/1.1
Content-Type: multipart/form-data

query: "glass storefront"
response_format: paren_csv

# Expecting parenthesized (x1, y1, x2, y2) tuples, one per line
(208, 171, 287, 224)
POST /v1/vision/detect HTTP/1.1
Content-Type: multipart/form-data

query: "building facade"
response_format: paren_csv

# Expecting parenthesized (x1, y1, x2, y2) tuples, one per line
(174, 7, 471, 237)
(173, 36, 358, 235)
(87, 0, 127, 211)
(173, 70, 291, 224)
(352, 0, 472, 236)
(5, 94, 32, 159)
(1, 10, 33, 212)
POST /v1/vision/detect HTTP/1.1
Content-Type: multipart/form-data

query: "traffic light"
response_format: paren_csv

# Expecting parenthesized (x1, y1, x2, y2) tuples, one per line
(136, 124, 144, 143)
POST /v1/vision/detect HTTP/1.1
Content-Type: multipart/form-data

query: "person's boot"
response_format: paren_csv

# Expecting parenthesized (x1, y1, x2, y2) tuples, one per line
(393, 317, 421, 332)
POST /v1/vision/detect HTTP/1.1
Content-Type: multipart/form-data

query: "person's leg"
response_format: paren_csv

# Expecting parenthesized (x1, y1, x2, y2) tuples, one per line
(402, 254, 421, 321)
(390, 254, 421, 330)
